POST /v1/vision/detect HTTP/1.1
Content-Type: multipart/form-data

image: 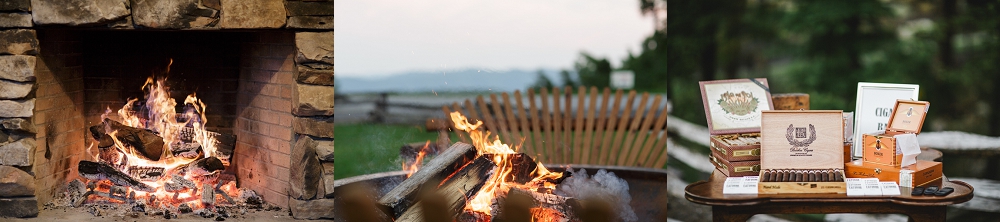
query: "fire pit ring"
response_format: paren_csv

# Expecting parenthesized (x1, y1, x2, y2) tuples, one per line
(333, 164, 668, 221)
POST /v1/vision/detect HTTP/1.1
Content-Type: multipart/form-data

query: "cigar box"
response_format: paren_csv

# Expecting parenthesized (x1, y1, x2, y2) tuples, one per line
(759, 110, 846, 194)
(862, 100, 929, 166)
(845, 160, 942, 188)
(709, 151, 761, 177)
(710, 133, 761, 162)
(699, 79, 773, 167)
(844, 142, 853, 163)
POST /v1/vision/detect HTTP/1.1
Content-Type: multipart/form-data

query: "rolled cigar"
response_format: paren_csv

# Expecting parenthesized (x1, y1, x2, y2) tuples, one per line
(794, 172, 802, 182)
(782, 170, 790, 182)
(834, 170, 842, 181)
(762, 171, 771, 182)
(815, 171, 821, 182)
(823, 171, 830, 182)
(808, 171, 816, 182)
(770, 170, 778, 182)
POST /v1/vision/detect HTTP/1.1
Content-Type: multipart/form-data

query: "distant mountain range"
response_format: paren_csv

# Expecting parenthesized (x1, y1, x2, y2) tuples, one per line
(337, 68, 570, 94)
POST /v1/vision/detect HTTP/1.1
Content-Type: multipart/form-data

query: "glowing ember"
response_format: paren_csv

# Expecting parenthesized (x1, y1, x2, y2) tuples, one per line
(81, 62, 236, 209)
(447, 111, 564, 218)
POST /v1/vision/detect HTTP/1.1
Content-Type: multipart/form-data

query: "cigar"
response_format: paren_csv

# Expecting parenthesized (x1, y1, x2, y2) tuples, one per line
(808, 171, 816, 182)
(762, 171, 771, 182)
(782, 170, 790, 182)
(794, 172, 802, 182)
(834, 170, 842, 181)
(770, 170, 778, 182)
(824, 170, 832, 182)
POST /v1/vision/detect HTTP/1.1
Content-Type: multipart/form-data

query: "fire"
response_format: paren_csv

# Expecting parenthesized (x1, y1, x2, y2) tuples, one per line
(82, 61, 236, 208)
(403, 141, 432, 178)
(447, 112, 563, 216)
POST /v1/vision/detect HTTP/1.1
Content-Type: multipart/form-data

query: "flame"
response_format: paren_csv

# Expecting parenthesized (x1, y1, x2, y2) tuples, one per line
(448, 112, 563, 217)
(84, 61, 233, 207)
(403, 141, 432, 178)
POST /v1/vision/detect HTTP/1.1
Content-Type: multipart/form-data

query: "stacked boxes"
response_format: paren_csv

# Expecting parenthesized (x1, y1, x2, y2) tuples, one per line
(699, 79, 773, 177)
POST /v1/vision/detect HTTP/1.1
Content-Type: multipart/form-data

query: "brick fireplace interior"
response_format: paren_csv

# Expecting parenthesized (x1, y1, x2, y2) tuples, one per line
(32, 28, 299, 207)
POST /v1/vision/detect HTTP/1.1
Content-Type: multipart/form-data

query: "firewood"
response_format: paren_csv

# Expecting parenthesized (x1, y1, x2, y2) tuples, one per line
(78, 160, 155, 192)
(482, 153, 538, 184)
(127, 166, 165, 181)
(396, 156, 497, 220)
(89, 118, 166, 161)
(378, 142, 477, 216)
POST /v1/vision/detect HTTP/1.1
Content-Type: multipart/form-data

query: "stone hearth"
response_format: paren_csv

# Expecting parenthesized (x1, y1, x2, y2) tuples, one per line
(0, 0, 333, 219)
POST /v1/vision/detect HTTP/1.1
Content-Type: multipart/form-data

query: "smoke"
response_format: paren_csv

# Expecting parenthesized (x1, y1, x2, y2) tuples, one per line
(555, 168, 638, 222)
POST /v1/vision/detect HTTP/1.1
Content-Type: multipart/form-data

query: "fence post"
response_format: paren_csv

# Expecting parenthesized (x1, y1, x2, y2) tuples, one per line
(369, 92, 389, 123)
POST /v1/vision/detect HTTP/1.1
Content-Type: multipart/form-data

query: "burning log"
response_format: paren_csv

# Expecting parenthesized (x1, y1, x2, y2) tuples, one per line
(378, 142, 477, 216)
(128, 166, 165, 181)
(89, 118, 166, 161)
(209, 131, 236, 163)
(396, 156, 497, 220)
(78, 160, 154, 192)
(488, 153, 537, 184)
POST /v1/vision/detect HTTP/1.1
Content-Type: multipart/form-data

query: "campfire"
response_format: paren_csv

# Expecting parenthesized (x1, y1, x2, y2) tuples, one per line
(64, 70, 257, 217)
(373, 112, 638, 222)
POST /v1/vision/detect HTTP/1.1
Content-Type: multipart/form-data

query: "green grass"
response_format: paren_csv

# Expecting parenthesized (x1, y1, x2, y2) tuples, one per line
(334, 123, 451, 179)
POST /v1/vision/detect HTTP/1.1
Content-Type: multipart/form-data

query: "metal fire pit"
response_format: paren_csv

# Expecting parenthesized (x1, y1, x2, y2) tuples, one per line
(333, 164, 668, 221)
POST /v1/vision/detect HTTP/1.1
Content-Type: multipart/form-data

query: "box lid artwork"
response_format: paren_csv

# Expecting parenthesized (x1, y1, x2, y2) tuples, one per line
(760, 110, 845, 170)
(885, 99, 930, 134)
(699, 78, 774, 135)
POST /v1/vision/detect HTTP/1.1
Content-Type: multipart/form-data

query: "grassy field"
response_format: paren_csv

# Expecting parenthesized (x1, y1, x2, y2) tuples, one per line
(334, 123, 452, 179)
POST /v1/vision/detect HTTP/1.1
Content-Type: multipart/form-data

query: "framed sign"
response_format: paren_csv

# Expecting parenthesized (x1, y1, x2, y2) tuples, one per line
(852, 82, 919, 157)
(699, 78, 774, 134)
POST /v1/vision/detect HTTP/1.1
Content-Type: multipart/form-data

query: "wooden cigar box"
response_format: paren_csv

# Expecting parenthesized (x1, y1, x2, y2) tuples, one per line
(709, 151, 761, 177)
(862, 100, 929, 166)
(844, 142, 853, 163)
(759, 110, 846, 194)
(699, 79, 773, 165)
(845, 160, 942, 188)
(710, 133, 761, 162)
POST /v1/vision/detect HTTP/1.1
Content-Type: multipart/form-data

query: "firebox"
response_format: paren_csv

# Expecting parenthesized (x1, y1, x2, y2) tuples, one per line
(0, 0, 333, 219)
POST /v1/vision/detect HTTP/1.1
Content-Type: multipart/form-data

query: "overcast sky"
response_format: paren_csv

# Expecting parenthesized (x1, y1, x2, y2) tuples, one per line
(335, 0, 654, 78)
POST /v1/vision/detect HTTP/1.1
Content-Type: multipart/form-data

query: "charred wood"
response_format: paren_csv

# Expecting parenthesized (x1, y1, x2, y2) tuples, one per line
(396, 156, 496, 220)
(378, 142, 477, 216)
(78, 160, 154, 192)
(89, 118, 166, 161)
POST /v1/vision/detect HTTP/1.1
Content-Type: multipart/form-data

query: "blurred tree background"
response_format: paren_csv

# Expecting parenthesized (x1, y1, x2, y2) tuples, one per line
(665, 0, 1000, 137)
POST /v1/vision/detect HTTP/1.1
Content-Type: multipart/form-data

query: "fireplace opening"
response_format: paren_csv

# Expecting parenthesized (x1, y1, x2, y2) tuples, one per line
(31, 28, 300, 213)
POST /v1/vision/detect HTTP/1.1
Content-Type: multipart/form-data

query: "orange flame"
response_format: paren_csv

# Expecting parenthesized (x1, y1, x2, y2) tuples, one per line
(403, 141, 432, 178)
(447, 111, 563, 216)
(85, 60, 234, 207)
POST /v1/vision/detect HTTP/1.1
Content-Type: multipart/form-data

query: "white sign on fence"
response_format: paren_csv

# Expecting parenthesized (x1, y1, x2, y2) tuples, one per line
(611, 71, 634, 89)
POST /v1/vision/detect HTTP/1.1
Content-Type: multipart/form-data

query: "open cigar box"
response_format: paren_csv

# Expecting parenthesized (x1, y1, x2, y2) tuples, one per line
(699, 78, 773, 177)
(759, 110, 847, 194)
(862, 100, 929, 166)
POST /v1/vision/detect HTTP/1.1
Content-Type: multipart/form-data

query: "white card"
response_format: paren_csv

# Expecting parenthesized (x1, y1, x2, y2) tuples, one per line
(880, 182, 901, 196)
(862, 178, 883, 195)
(894, 133, 922, 167)
(723, 177, 743, 194)
(846, 178, 865, 196)
(740, 176, 760, 194)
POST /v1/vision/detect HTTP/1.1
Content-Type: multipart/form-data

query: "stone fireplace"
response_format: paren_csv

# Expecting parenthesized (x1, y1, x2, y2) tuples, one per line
(0, 0, 333, 219)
